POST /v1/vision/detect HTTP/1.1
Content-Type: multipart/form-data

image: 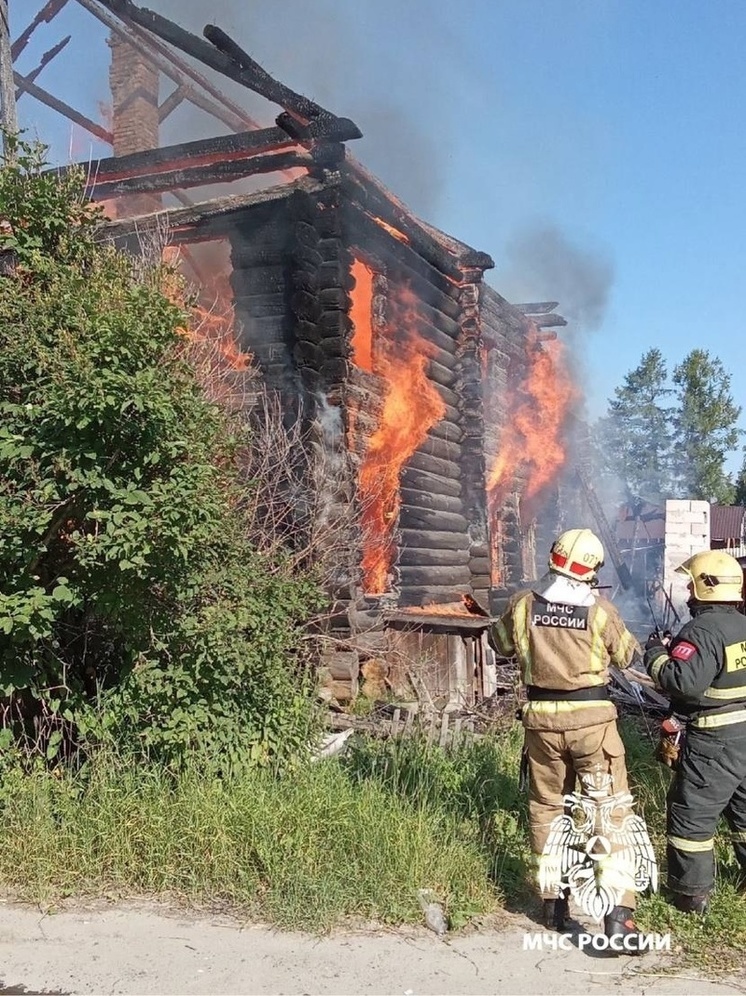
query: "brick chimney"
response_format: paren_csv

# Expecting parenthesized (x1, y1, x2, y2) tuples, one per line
(108, 34, 161, 215)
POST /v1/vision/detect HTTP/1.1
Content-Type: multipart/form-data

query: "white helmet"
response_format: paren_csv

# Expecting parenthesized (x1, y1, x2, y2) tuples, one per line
(549, 528, 605, 584)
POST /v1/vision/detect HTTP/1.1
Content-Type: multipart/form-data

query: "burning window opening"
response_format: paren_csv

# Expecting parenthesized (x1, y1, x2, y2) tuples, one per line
(351, 277, 447, 596)
(486, 337, 579, 511)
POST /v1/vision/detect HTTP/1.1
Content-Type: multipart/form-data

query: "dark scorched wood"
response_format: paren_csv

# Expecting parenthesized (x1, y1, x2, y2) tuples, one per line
(91, 150, 313, 198)
(94, 0, 361, 140)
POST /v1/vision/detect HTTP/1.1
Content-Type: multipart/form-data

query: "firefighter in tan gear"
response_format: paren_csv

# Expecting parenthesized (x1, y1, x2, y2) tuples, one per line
(644, 550, 746, 913)
(490, 528, 644, 945)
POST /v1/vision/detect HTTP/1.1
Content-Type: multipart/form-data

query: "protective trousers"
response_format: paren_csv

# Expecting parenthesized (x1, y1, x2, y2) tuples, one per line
(526, 721, 637, 909)
(668, 726, 746, 897)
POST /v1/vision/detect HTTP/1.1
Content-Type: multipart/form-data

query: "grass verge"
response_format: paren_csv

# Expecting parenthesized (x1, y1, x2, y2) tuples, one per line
(0, 718, 745, 967)
(0, 745, 497, 932)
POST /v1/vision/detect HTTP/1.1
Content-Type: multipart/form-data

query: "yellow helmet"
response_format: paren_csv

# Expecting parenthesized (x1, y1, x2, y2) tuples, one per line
(676, 550, 743, 603)
(548, 528, 605, 584)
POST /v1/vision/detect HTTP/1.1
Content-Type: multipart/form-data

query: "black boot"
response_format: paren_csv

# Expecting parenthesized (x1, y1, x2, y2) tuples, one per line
(543, 894, 569, 931)
(672, 892, 709, 914)
(604, 906, 644, 955)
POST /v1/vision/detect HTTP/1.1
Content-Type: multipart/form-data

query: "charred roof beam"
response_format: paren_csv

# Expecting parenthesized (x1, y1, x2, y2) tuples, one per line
(15, 35, 70, 101)
(77, 0, 255, 134)
(12, 69, 112, 144)
(11, 0, 68, 60)
(94, 0, 362, 142)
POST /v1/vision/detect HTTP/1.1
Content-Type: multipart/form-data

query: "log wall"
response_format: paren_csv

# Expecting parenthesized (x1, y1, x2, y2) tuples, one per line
(480, 284, 535, 594)
(230, 198, 294, 392)
(345, 217, 475, 611)
(223, 185, 520, 704)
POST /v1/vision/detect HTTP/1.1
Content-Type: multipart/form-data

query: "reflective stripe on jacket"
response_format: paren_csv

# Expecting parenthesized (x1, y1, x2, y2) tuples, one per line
(490, 589, 640, 731)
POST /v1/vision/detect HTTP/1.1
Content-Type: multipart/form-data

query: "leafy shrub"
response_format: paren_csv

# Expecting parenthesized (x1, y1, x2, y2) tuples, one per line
(0, 136, 322, 769)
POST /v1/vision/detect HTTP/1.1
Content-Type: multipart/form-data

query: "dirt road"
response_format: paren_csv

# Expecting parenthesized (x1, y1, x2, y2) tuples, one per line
(0, 901, 744, 996)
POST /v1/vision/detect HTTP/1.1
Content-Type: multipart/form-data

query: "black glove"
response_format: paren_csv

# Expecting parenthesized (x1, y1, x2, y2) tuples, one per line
(644, 631, 668, 674)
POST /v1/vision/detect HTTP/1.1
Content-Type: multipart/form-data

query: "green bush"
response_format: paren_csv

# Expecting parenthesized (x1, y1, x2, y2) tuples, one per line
(0, 136, 322, 769)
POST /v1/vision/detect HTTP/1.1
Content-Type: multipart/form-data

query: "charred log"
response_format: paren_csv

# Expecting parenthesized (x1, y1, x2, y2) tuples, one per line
(418, 435, 462, 464)
(398, 548, 470, 568)
(399, 488, 464, 515)
(400, 470, 463, 500)
(397, 565, 472, 587)
(397, 585, 473, 607)
(399, 528, 470, 551)
(515, 301, 559, 315)
(399, 508, 469, 533)
(406, 452, 462, 481)
(91, 149, 313, 198)
(73, 126, 294, 186)
(428, 358, 456, 390)
(428, 420, 464, 445)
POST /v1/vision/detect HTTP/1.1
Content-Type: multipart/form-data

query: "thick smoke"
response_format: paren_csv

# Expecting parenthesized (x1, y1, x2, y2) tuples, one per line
(145, 0, 445, 217)
(497, 224, 613, 333)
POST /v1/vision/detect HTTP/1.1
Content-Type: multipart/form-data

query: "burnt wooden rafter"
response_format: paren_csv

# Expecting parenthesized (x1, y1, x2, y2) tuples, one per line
(104, 174, 327, 243)
(12, 69, 112, 144)
(92, 149, 313, 199)
(70, 128, 347, 200)
(530, 313, 568, 329)
(346, 184, 471, 285)
(94, 0, 362, 141)
(515, 301, 559, 314)
(14, 36, 70, 101)
(11, 0, 68, 59)
(74, 0, 255, 134)
(80, 126, 297, 183)
(157, 85, 185, 122)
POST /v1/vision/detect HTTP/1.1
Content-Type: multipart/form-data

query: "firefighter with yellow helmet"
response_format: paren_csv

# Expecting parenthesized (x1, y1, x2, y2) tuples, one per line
(644, 549, 746, 913)
(490, 528, 644, 946)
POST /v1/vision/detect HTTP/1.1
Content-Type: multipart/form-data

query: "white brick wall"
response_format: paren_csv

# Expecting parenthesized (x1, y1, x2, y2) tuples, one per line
(663, 500, 710, 620)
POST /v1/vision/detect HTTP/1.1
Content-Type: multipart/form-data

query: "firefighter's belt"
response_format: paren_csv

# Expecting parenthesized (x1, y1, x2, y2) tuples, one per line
(526, 685, 609, 702)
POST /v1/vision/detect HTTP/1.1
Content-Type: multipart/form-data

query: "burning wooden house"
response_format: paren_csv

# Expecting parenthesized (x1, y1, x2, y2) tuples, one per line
(14, 0, 579, 709)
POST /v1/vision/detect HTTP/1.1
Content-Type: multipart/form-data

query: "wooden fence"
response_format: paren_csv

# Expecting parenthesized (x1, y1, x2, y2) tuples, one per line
(327, 706, 479, 751)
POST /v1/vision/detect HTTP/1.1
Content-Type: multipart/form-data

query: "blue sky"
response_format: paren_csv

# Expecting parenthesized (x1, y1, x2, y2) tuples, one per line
(12, 1, 746, 471)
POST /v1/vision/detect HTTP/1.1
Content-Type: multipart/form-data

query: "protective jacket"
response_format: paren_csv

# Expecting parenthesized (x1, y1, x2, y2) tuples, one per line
(491, 577, 640, 731)
(646, 603, 746, 899)
(647, 604, 746, 729)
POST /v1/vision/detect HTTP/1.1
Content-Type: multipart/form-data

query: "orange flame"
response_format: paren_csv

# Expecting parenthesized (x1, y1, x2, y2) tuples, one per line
(350, 270, 446, 594)
(486, 336, 578, 531)
(162, 242, 253, 402)
(350, 259, 375, 371)
(97, 198, 119, 220)
(370, 215, 410, 244)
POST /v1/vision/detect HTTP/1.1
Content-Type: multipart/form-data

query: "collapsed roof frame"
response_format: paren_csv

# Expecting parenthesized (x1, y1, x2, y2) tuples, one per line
(12, 0, 362, 146)
(13, 0, 567, 327)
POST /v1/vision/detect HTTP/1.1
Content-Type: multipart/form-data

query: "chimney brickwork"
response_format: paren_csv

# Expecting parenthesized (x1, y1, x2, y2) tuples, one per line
(108, 34, 161, 215)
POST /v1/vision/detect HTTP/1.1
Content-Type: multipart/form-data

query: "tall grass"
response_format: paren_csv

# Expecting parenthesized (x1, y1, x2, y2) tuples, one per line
(1, 719, 746, 962)
(622, 716, 746, 969)
(0, 745, 498, 931)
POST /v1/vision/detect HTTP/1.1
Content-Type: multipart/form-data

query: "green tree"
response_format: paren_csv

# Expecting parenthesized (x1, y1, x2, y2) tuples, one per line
(733, 452, 746, 505)
(672, 349, 742, 504)
(0, 136, 321, 768)
(595, 347, 675, 500)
